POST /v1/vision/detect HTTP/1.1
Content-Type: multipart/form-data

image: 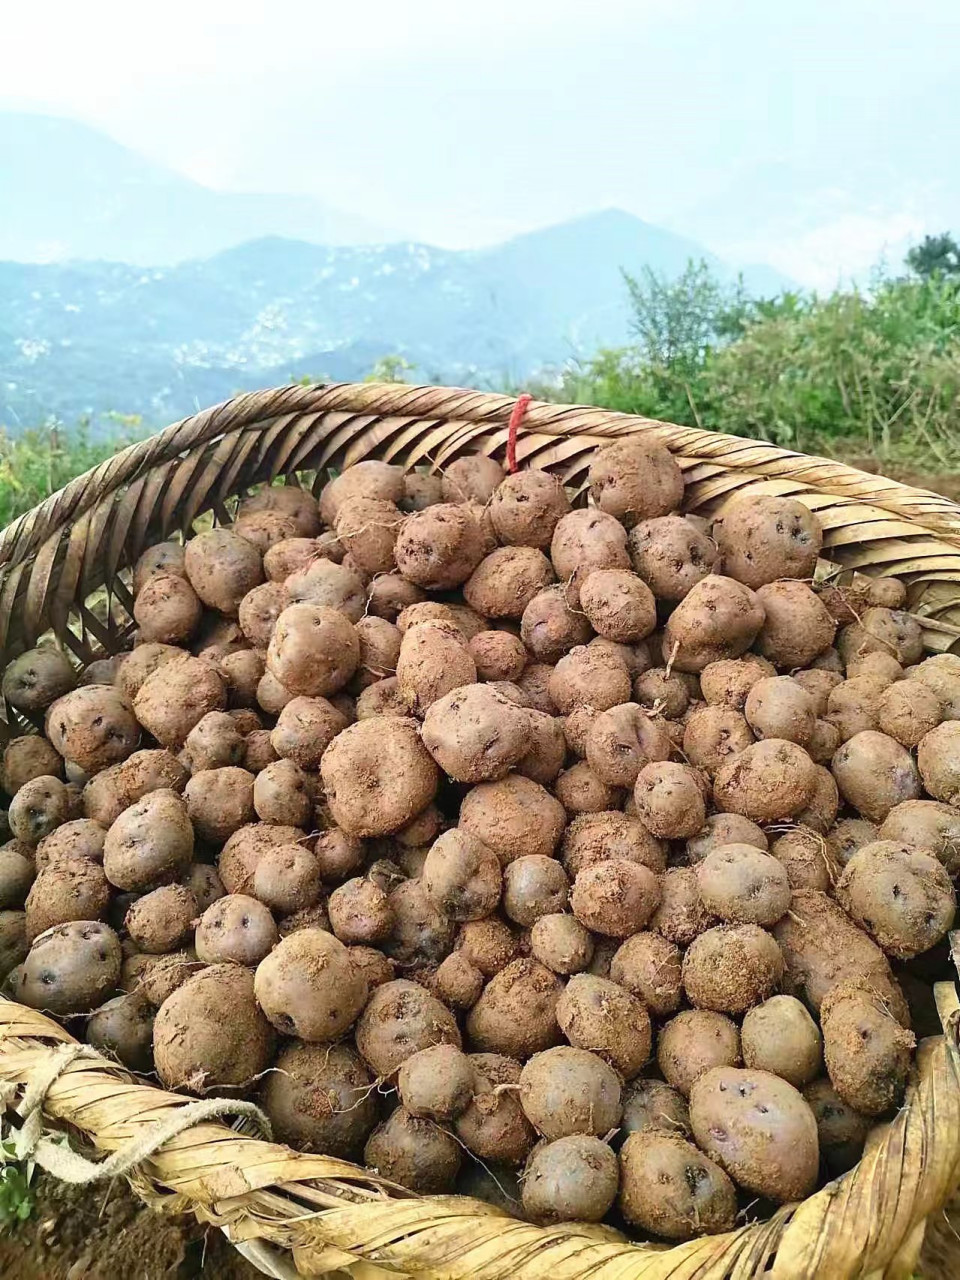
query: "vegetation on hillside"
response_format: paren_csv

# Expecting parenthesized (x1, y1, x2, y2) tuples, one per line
(1, 234, 958, 529)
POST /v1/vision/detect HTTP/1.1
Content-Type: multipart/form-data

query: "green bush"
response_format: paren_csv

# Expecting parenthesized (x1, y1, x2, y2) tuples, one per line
(0, 421, 137, 528)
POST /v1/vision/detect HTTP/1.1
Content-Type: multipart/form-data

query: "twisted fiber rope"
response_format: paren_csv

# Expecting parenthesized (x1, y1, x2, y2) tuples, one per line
(3, 382, 960, 571)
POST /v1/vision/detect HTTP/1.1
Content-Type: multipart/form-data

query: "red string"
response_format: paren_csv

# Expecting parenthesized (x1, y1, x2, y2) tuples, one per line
(506, 393, 532, 474)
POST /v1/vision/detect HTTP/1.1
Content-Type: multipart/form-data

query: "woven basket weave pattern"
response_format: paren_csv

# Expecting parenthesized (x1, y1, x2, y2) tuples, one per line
(2, 382, 960, 1279)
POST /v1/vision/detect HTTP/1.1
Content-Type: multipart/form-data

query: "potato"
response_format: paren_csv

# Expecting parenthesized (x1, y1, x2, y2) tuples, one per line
(838, 606, 924, 668)
(133, 657, 226, 750)
(700, 660, 771, 717)
(657, 1010, 741, 1098)
(879, 799, 960, 874)
(748, 581, 836, 670)
(683, 923, 783, 1015)
(832, 730, 921, 822)
(439, 453, 505, 504)
(261, 1042, 377, 1158)
(521, 1134, 618, 1225)
(520, 585, 593, 664)
(269, 697, 347, 771)
(397, 1042, 476, 1121)
(254, 928, 367, 1041)
(560, 814, 662, 880)
(807, 718, 841, 764)
(421, 684, 527, 784)
(681, 705, 754, 777)
(464, 547, 555, 620)
(45, 686, 140, 775)
(466, 630, 526, 683)
(133, 951, 205, 1006)
(917, 719, 960, 805)
(24, 861, 110, 941)
(685, 813, 767, 864)
(584, 703, 671, 789)
(824, 816, 878, 867)
(348, 945, 396, 992)
(745, 676, 816, 747)
(365, 572, 427, 622)
(133, 573, 202, 646)
(421, 828, 500, 922)
(824, 676, 883, 741)
(0, 911, 28, 981)
(773, 889, 908, 1025)
(192, 615, 246, 664)
(513, 710, 565, 787)
(555, 972, 651, 1079)
(154, 963, 274, 1091)
(251, 842, 321, 917)
(604, 932, 681, 1018)
(714, 495, 822, 589)
(524, 914, 591, 977)
(1, 735, 62, 797)
(249, 760, 309, 829)
(334, 496, 402, 575)
(802, 1078, 872, 1175)
(588, 437, 683, 527)
(232, 509, 300, 555)
(430, 951, 483, 1009)
(394, 620, 476, 715)
(133, 540, 186, 594)
(519, 1045, 622, 1139)
(86, 990, 155, 1072)
(836, 840, 955, 959)
(184, 528, 263, 615)
(820, 980, 915, 1115)
(284, 558, 365, 622)
(394, 503, 485, 590)
(619, 1130, 735, 1239)
(696, 845, 791, 926)
(321, 716, 438, 837)
(847, 650, 904, 685)
(356, 977, 460, 1077)
(320, 461, 404, 526)
(549, 647, 632, 718)
(16, 920, 122, 1014)
(738, 995, 821, 1091)
(8, 774, 70, 846)
(3, 646, 75, 713)
(466, 957, 562, 1059)
(239, 484, 321, 539)
(310, 827, 363, 884)
(487, 469, 569, 548)
(792, 669, 843, 717)
(620, 1077, 690, 1140)
(663, 575, 765, 674)
(714, 739, 816, 822)
(555, 761, 621, 814)
(125, 883, 197, 954)
(450, 1052, 533, 1164)
(184, 766, 255, 845)
(179, 862, 224, 914)
(571, 859, 660, 937)
(626, 514, 717, 601)
(459, 774, 565, 865)
(382, 877, 456, 968)
(797, 763, 840, 834)
(550, 509, 631, 604)
(103, 789, 193, 892)
(874, 679, 940, 748)
(579, 569, 656, 644)
(500, 855, 567, 927)
(456, 918, 520, 976)
(769, 827, 835, 892)
(400, 471, 443, 512)
(265, 603, 359, 698)
(908, 654, 960, 719)
(324, 877, 391, 946)
(690, 1066, 819, 1202)
(0, 844, 34, 909)
(180, 711, 244, 774)
(634, 762, 705, 839)
(112, 645, 180, 704)
(364, 1106, 461, 1193)
(194, 894, 278, 965)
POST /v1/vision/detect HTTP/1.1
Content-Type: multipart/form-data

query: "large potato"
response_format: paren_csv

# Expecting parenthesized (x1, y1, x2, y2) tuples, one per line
(46, 687, 140, 774)
(628, 515, 718, 602)
(422, 683, 529, 783)
(82, 748, 188, 827)
(184, 528, 263, 615)
(714, 495, 822, 589)
(134, 657, 226, 749)
(254, 928, 368, 1041)
(832, 730, 921, 822)
(714, 739, 817, 822)
(394, 504, 485, 590)
(489, 469, 570, 548)
(2, 646, 75, 713)
(588, 437, 683, 527)
(459, 774, 566, 864)
(396, 620, 476, 715)
(663, 575, 765, 673)
(321, 716, 438, 837)
(267, 604, 359, 697)
(16, 920, 121, 1014)
(103, 789, 194, 892)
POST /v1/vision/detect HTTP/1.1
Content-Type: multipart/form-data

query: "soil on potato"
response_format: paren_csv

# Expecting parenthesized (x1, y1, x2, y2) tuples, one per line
(0, 1174, 262, 1280)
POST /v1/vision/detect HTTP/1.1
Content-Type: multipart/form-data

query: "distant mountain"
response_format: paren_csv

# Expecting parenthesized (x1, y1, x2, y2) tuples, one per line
(0, 112, 392, 263)
(0, 210, 793, 431)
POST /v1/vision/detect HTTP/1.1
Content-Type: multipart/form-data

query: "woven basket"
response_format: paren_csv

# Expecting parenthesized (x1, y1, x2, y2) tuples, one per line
(3, 382, 960, 1280)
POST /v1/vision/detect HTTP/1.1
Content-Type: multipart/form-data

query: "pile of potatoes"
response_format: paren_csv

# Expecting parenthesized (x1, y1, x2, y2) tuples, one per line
(1, 439, 958, 1241)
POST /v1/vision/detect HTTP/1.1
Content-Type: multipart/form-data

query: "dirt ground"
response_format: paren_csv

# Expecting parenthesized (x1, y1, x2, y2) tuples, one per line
(0, 1174, 262, 1280)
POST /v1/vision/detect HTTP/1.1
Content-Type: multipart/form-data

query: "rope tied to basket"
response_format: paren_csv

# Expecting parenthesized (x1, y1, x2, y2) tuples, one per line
(505, 393, 532, 473)
(0, 1042, 272, 1184)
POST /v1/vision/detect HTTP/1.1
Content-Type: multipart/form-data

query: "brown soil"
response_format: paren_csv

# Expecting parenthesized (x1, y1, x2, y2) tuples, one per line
(0, 1173, 261, 1280)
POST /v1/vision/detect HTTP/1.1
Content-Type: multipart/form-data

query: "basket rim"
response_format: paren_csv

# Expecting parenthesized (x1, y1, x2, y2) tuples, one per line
(3, 380, 960, 572)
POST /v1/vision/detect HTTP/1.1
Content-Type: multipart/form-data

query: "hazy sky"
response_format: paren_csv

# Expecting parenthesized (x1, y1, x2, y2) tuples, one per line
(4, 0, 959, 285)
